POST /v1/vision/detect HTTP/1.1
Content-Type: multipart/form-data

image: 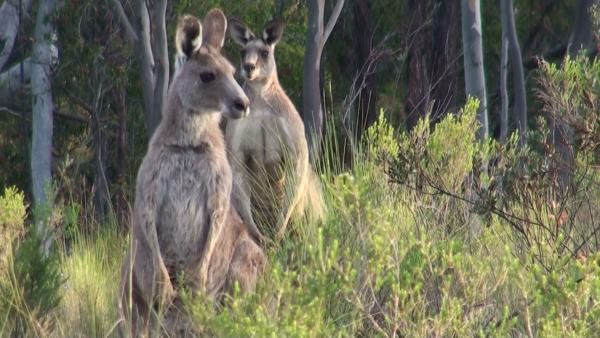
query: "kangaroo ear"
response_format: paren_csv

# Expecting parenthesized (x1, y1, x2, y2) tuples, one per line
(262, 19, 284, 46)
(202, 8, 227, 50)
(175, 15, 203, 58)
(228, 18, 255, 46)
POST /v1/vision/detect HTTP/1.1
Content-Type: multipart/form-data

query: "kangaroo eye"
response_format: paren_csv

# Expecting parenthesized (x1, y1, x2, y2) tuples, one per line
(260, 50, 269, 58)
(241, 50, 247, 58)
(200, 72, 216, 83)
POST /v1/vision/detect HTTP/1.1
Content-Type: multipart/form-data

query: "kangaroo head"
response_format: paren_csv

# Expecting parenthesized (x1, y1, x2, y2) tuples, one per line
(228, 18, 284, 83)
(173, 10, 249, 119)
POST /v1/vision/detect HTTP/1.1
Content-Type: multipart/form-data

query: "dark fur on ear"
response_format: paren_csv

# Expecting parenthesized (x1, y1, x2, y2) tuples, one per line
(262, 20, 284, 46)
(228, 18, 255, 46)
(175, 15, 202, 57)
(202, 8, 228, 50)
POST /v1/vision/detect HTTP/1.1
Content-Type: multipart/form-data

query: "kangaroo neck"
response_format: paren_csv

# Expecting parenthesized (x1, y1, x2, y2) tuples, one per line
(246, 72, 280, 97)
(153, 94, 221, 148)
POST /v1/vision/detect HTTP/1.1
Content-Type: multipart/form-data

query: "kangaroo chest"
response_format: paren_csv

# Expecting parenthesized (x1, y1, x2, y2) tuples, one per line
(154, 149, 229, 274)
(234, 115, 288, 168)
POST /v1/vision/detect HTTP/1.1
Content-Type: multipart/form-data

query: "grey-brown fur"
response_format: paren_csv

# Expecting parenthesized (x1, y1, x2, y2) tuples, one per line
(118, 10, 265, 336)
(226, 19, 326, 241)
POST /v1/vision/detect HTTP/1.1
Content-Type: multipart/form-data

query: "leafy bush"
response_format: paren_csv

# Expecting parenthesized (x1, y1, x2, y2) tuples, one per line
(0, 187, 27, 273)
(176, 99, 600, 336)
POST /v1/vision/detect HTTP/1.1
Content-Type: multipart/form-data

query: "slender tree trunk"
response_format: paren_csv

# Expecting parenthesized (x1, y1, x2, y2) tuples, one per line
(431, 0, 460, 120)
(461, 0, 488, 139)
(501, 0, 527, 147)
(91, 62, 111, 223)
(304, 0, 325, 161)
(499, 29, 509, 142)
(110, 0, 169, 137)
(0, 0, 33, 71)
(303, 0, 344, 162)
(405, 0, 431, 129)
(568, 0, 597, 56)
(31, 0, 58, 210)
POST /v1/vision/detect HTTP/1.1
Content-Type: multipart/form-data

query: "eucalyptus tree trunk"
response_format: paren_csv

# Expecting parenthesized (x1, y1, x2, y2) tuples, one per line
(461, 0, 488, 140)
(0, 0, 33, 104)
(499, 29, 509, 142)
(0, 0, 33, 71)
(31, 0, 58, 211)
(500, 0, 527, 146)
(303, 0, 345, 162)
(110, 0, 169, 137)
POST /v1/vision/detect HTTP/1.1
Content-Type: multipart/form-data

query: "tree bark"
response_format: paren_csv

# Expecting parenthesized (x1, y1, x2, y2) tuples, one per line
(405, 0, 431, 129)
(31, 0, 58, 210)
(430, 0, 460, 120)
(461, 0, 488, 139)
(501, 0, 527, 146)
(303, 0, 344, 162)
(499, 29, 509, 142)
(0, 0, 33, 71)
(568, 0, 598, 56)
(110, 0, 169, 137)
(406, 0, 460, 128)
(352, 0, 377, 138)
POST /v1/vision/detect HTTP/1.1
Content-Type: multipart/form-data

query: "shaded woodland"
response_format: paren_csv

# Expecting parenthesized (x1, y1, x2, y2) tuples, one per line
(1, 0, 600, 336)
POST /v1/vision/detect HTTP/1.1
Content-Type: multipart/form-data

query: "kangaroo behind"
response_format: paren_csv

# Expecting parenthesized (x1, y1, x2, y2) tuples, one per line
(226, 18, 326, 242)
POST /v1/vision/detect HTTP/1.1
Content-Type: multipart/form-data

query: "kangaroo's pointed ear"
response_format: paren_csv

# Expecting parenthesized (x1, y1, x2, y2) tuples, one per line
(262, 19, 284, 46)
(202, 8, 227, 50)
(228, 18, 255, 46)
(175, 15, 203, 58)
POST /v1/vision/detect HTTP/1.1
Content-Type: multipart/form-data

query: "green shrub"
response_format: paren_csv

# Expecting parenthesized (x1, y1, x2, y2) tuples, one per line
(0, 187, 27, 274)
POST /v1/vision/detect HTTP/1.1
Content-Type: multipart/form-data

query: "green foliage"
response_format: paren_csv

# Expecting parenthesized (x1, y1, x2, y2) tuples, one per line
(1, 231, 64, 336)
(0, 187, 27, 273)
(539, 56, 600, 157)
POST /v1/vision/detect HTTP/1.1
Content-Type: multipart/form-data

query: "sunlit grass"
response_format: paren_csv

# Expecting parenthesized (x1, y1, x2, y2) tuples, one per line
(54, 225, 125, 337)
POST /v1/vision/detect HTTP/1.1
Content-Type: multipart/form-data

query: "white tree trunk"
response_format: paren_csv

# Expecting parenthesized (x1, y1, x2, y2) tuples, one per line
(499, 32, 509, 143)
(461, 0, 488, 140)
(31, 0, 58, 212)
(111, 0, 169, 136)
(0, 0, 33, 71)
(501, 0, 527, 146)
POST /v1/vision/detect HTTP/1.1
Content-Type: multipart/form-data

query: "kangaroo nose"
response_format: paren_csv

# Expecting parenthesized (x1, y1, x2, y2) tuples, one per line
(244, 63, 255, 73)
(233, 98, 249, 113)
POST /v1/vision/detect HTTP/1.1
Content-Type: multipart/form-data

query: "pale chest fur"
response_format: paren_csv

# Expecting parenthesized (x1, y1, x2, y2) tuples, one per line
(228, 111, 291, 168)
(144, 147, 232, 274)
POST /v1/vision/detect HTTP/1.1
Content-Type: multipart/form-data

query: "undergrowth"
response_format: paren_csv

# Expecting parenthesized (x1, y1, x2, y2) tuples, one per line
(1, 57, 599, 337)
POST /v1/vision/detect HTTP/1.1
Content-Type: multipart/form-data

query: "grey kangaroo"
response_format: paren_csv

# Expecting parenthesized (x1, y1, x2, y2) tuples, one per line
(226, 18, 326, 242)
(119, 10, 265, 337)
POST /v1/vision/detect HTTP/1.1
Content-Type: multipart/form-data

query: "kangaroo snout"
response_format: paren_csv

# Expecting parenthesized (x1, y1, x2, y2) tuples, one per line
(230, 97, 250, 118)
(243, 63, 256, 73)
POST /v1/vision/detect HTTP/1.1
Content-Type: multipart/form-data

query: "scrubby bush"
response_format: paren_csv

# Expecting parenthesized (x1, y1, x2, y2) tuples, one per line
(0, 187, 27, 274)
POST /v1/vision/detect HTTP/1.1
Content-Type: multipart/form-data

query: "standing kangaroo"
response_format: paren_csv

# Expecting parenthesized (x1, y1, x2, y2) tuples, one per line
(226, 18, 326, 241)
(119, 10, 264, 336)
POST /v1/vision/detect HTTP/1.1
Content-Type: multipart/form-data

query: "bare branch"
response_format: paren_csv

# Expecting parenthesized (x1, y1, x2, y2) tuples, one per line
(323, 0, 345, 44)
(110, 0, 138, 42)
(0, 106, 89, 123)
